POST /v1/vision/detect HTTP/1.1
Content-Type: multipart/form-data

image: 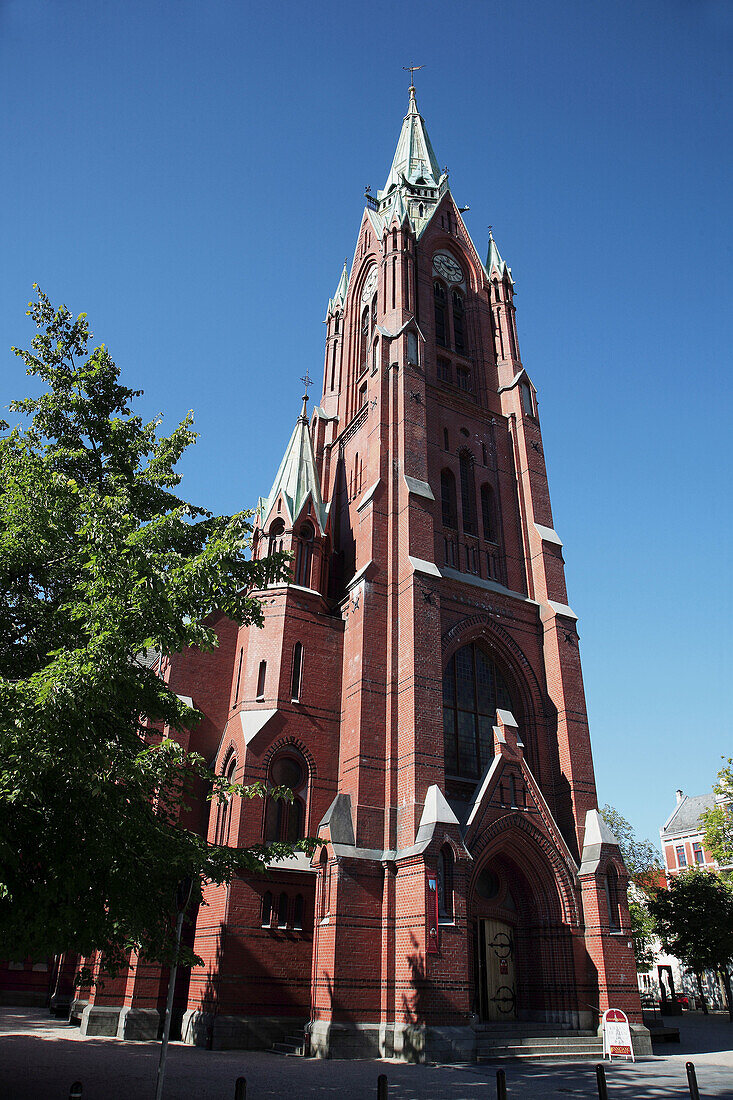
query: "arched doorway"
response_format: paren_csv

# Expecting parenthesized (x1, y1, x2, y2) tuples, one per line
(470, 834, 579, 1026)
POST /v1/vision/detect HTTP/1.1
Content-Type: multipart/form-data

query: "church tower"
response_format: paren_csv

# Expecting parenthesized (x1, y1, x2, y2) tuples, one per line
(177, 83, 645, 1060)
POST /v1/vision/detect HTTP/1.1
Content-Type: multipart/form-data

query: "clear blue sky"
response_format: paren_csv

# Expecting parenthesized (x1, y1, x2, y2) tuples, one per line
(1, 0, 731, 851)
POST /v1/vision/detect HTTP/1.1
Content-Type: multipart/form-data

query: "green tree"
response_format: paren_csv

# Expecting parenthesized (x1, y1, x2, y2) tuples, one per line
(701, 758, 733, 871)
(600, 805, 664, 973)
(0, 289, 301, 971)
(649, 870, 733, 1020)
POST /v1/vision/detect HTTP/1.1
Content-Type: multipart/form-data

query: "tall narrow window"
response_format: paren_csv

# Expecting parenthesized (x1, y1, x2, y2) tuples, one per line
(437, 357, 452, 383)
(256, 660, 266, 700)
(295, 522, 314, 587)
(437, 847, 454, 921)
(459, 451, 476, 536)
(291, 642, 303, 702)
(268, 518, 285, 557)
(278, 891, 288, 929)
(372, 337, 379, 373)
(360, 307, 369, 373)
(261, 891, 273, 928)
(214, 754, 237, 846)
(233, 647, 244, 706)
(434, 281, 447, 347)
(481, 484, 496, 542)
(319, 848, 329, 920)
(330, 340, 338, 391)
(407, 330, 418, 365)
(605, 864, 620, 930)
(443, 428, 450, 451)
(293, 893, 304, 931)
(441, 469, 457, 529)
(452, 290, 465, 354)
(520, 380, 533, 416)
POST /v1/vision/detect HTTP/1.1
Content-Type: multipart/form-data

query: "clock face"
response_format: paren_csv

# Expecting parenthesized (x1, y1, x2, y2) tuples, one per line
(361, 265, 378, 303)
(433, 251, 464, 284)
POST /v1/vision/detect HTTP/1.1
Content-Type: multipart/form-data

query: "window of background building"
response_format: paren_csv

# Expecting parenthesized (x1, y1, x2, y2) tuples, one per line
(693, 841, 704, 864)
(676, 845, 687, 867)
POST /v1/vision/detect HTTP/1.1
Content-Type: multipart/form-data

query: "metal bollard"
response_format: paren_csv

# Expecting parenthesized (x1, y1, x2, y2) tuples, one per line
(595, 1063, 608, 1100)
(686, 1062, 700, 1100)
(377, 1072, 388, 1099)
(496, 1067, 507, 1100)
(69, 1084, 82, 1099)
(234, 1077, 246, 1100)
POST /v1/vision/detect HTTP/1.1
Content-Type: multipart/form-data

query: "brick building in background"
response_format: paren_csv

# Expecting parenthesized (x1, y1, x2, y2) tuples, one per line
(65, 84, 647, 1060)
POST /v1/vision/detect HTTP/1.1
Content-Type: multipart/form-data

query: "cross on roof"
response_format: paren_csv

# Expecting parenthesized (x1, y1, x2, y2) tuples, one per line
(300, 371, 313, 399)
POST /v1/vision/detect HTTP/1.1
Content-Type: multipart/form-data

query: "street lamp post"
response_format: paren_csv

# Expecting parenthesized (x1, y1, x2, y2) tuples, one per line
(154, 877, 193, 1100)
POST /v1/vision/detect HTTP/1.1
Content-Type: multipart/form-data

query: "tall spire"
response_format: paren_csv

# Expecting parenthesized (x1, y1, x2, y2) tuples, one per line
(381, 85, 442, 195)
(375, 82, 448, 236)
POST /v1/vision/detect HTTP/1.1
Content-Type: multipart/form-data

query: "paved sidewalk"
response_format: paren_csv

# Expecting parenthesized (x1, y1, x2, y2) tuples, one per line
(1, 1008, 732, 1099)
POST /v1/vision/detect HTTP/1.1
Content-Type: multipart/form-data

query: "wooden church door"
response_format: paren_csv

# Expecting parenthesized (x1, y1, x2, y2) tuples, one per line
(481, 918, 517, 1021)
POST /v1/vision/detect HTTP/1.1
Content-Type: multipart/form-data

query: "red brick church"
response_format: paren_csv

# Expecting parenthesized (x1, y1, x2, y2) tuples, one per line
(67, 84, 646, 1059)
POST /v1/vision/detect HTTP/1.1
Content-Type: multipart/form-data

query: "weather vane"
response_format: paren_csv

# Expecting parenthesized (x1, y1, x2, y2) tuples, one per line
(403, 65, 423, 90)
(300, 371, 313, 399)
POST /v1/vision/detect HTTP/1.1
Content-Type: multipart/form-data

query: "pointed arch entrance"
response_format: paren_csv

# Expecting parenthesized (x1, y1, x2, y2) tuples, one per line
(469, 820, 581, 1027)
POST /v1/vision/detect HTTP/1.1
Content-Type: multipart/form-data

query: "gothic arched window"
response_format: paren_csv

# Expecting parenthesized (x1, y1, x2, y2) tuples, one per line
(434, 281, 447, 347)
(291, 641, 304, 702)
(605, 864, 621, 930)
(441, 469, 457, 529)
(437, 846, 454, 921)
(452, 290, 465, 354)
(293, 893, 305, 931)
(459, 450, 476, 536)
(294, 522, 314, 587)
(214, 753, 237, 846)
(268, 518, 285, 557)
(264, 751, 308, 843)
(481, 484, 497, 543)
(520, 380, 534, 416)
(442, 643, 516, 778)
(360, 307, 369, 373)
(261, 890, 273, 928)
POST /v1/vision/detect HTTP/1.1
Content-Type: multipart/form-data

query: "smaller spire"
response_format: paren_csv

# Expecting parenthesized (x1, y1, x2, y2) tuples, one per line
(262, 389, 326, 532)
(326, 259, 349, 319)
(486, 226, 509, 279)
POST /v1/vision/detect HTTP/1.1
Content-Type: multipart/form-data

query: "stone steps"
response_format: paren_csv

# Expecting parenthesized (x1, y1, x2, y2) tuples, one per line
(477, 1034, 604, 1061)
(271, 1033, 307, 1057)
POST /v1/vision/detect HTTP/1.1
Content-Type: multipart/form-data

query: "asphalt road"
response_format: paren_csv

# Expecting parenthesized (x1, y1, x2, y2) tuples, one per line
(1, 1007, 732, 1099)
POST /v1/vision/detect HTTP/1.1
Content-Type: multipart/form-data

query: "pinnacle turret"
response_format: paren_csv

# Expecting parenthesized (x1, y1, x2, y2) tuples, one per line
(260, 394, 327, 532)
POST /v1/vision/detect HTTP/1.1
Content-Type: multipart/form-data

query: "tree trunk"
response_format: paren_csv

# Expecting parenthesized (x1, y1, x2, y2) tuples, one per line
(695, 971, 708, 1015)
(719, 967, 733, 1023)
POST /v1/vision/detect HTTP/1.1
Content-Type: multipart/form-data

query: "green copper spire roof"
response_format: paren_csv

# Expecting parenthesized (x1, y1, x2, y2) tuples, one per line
(486, 228, 511, 281)
(381, 86, 442, 193)
(375, 86, 448, 237)
(263, 394, 327, 532)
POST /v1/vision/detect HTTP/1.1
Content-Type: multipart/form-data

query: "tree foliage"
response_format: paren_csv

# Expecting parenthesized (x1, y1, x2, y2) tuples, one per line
(648, 870, 733, 1016)
(0, 289, 300, 970)
(600, 804, 664, 895)
(701, 758, 733, 871)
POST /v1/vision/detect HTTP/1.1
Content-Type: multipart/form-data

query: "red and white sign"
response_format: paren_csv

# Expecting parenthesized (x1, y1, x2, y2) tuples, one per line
(602, 1008, 634, 1061)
